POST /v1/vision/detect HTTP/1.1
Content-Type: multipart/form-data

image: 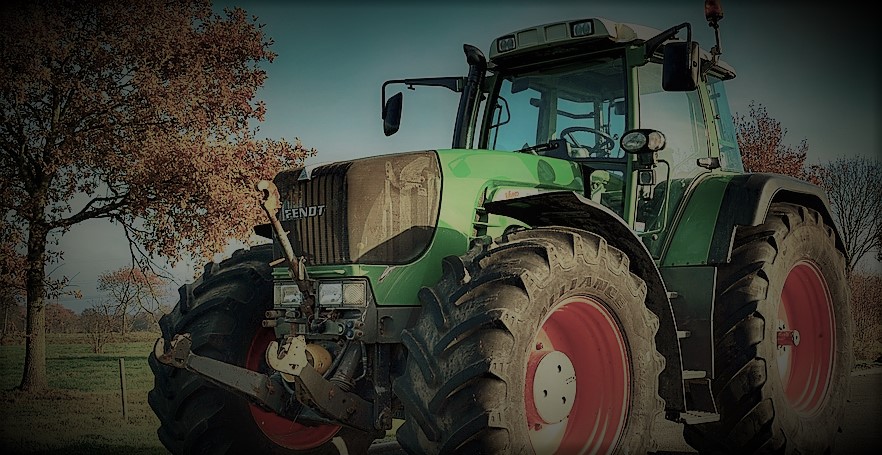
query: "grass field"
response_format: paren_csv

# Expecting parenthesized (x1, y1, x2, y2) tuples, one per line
(2, 333, 873, 454)
(0, 334, 166, 454)
(0, 334, 399, 454)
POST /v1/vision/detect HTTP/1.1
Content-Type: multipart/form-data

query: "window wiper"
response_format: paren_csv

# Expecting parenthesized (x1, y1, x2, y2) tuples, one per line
(515, 139, 564, 154)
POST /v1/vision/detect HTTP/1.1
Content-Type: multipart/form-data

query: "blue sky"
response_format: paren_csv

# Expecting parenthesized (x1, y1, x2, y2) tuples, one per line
(244, 0, 879, 164)
(54, 0, 881, 311)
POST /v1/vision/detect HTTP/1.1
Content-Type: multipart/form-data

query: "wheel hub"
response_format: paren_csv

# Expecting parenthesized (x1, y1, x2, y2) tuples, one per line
(525, 296, 630, 454)
(777, 261, 835, 416)
(777, 329, 800, 348)
(527, 350, 577, 424)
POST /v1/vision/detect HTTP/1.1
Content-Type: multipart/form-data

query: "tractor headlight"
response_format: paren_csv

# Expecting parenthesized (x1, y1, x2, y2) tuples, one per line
(620, 132, 647, 151)
(275, 284, 304, 307)
(317, 280, 368, 307)
(342, 282, 367, 306)
(620, 129, 666, 154)
(318, 282, 343, 307)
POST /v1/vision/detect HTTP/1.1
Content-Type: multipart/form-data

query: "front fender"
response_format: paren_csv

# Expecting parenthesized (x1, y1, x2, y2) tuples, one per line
(484, 191, 686, 414)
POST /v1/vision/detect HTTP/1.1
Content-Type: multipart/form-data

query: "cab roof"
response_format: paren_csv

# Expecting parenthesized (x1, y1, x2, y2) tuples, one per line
(489, 17, 735, 79)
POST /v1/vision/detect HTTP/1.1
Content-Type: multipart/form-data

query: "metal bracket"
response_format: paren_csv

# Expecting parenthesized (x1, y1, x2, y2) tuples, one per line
(154, 334, 291, 415)
(679, 377, 719, 424)
(153, 334, 379, 432)
(267, 336, 377, 432)
(266, 336, 308, 382)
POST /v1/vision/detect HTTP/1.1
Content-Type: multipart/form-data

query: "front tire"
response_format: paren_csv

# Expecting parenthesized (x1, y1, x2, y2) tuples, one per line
(683, 203, 853, 453)
(147, 245, 375, 454)
(393, 227, 665, 454)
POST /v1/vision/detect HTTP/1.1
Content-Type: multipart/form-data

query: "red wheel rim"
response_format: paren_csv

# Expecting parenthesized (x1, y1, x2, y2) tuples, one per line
(777, 261, 835, 416)
(525, 296, 630, 454)
(246, 328, 340, 449)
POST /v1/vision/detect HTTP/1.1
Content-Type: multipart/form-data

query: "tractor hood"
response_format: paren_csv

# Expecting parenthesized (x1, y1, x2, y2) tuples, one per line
(265, 151, 442, 266)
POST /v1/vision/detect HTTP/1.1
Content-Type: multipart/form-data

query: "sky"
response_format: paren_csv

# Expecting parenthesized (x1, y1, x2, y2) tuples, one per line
(52, 0, 881, 312)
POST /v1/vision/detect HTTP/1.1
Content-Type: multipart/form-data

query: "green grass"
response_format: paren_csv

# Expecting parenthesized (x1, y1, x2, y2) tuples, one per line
(0, 336, 166, 454)
(1, 333, 876, 453)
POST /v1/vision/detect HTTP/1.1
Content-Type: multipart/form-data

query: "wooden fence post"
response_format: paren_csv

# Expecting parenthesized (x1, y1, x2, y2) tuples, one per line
(119, 357, 128, 421)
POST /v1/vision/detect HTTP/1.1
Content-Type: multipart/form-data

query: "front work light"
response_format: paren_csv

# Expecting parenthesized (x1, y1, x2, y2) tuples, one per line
(620, 129, 666, 154)
(317, 280, 368, 307)
(497, 35, 517, 52)
(318, 282, 343, 307)
(275, 284, 303, 307)
(342, 282, 367, 306)
(571, 20, 594, 37)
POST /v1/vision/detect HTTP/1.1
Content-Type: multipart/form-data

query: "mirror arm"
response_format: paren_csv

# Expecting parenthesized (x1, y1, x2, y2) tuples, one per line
(644, 22, 692, 60)
(381, 77, 466, 118)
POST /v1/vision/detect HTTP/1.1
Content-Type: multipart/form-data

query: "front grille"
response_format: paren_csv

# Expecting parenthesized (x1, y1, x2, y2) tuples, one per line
(275, 162, 351, 265)
(273, 151, 441, 266)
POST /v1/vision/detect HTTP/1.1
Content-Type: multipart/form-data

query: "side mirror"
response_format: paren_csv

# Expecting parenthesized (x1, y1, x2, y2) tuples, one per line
(383, 92, 403, 136)
(662, 41, 700, 91)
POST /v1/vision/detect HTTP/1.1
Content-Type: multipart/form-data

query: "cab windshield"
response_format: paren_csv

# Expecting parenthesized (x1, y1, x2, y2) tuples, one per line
(485, 56, 627, 161)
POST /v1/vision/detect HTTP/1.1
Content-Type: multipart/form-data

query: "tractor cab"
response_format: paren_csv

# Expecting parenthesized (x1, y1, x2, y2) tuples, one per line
(384, 15, 744, 254)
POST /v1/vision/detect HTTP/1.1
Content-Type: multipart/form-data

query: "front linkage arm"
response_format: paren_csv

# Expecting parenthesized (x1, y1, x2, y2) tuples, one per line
(153, 334, 377, 432)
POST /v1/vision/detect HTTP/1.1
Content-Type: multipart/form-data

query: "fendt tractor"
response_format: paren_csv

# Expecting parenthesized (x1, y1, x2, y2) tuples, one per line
(150, 2, 853, 454)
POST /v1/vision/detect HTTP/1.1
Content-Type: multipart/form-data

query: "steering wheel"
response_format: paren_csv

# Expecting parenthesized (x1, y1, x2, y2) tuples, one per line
(560, 126, 616, 157)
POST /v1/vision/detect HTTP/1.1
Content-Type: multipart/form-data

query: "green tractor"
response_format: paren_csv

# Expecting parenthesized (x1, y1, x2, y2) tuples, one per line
(150, 2, 852, 453)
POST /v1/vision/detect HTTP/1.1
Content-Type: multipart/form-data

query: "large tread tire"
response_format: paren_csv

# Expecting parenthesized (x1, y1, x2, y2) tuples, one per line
(393, 227, 665, 454)
(683, 203, 853, 453)
(147, 245, 375, 454)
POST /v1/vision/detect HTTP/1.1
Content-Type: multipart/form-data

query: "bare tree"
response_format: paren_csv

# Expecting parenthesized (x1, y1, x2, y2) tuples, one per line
(44, 300, 77, 334)
(80, 300, 116, 354)
(877, 231, 882, 263)
(97, 267, 167, 337)
(1, 300, 25, 343)
(815, 157, 882, 274)
(848, 272, 882, 361)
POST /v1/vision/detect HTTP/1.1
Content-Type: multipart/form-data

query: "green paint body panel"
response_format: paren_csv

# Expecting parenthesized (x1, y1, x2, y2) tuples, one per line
(279, 149, 583, 306)
(660, 173, 738, 267)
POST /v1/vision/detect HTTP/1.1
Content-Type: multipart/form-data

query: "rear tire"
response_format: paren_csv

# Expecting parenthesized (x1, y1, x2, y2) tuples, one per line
(147, 245, 375, 454)
(393, 227, 665, 454)
(683, 203, 853, 453)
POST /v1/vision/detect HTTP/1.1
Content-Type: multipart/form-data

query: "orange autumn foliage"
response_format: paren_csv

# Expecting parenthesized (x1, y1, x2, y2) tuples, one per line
(1, 0, 310, 391)
(736, 101, 819, 184)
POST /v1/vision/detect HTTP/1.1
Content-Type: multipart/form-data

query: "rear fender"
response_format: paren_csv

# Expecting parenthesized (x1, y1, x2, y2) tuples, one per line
(484, 190, 686, 414)
(651, 173, 843, 390)
(709, 173, 846, 264)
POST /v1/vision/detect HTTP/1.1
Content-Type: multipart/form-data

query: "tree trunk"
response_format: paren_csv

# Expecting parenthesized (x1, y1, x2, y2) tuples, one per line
(2, 301, 8, 340)
(20, 222, 49, 392)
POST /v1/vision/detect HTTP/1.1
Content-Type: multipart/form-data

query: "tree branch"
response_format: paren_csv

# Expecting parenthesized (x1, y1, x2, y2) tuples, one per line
(50, 194, 129, 229)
